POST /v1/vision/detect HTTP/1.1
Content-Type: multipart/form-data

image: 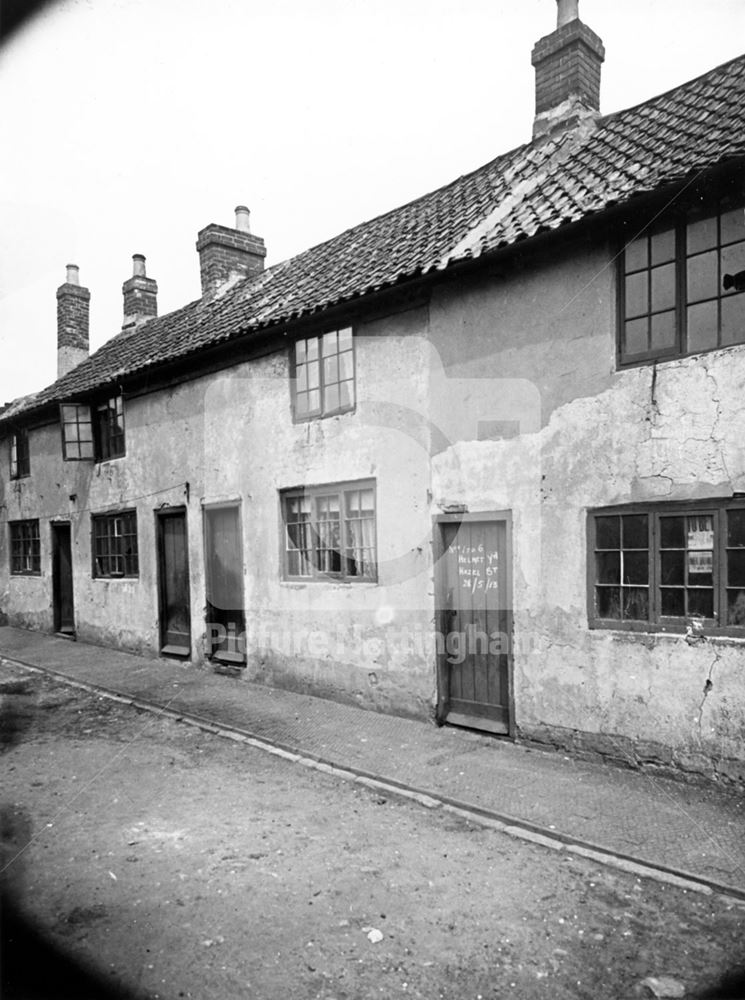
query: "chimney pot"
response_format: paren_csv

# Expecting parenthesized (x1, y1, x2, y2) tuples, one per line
(235, 205, 251, 233)
(65, 263, 80, 285)
(557, 0, 579, 28)
(132, 253, 147, 277)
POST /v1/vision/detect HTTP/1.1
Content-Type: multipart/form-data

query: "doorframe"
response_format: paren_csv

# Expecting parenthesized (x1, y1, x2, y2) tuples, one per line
(155, 505, 191, 659)
(201, 499, 246, 665)
(432, 510, 515, 738)
(51, 520, 74, 636)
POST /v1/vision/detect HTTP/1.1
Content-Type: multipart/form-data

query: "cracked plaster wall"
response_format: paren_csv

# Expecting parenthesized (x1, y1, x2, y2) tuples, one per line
(429, 237, 745, 776)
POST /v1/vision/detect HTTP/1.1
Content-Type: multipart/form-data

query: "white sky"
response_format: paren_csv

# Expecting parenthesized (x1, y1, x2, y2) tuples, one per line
(1, 0, 743, 407)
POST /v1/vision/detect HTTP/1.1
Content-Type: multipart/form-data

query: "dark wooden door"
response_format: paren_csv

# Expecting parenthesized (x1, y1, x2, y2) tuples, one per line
(204, 506, 246, 664)
(52, 523, 75, 635)
(436, 517, 512, 735)
(157, 510, 191, 657)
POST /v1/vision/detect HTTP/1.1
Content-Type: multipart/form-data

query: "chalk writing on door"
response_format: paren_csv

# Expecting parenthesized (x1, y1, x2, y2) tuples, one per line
(451, 543, 499, 595)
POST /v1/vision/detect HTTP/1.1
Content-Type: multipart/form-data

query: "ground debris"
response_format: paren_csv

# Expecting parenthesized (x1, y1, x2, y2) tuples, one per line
(639, 975, 686, 998)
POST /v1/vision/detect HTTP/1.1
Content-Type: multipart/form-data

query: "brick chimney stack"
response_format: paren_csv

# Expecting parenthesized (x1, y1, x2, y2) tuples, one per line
(56, 264, 90, 378)
(531, 0, 605, 138)
(196, 206, 266, 300)
(122, 254, 158, 333)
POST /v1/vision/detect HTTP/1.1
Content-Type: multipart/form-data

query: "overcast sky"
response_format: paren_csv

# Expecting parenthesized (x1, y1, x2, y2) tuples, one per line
(1, 0, 743, 407)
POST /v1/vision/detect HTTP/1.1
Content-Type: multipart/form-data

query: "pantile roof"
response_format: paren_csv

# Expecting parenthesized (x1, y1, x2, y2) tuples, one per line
(4, 51, 745, 425)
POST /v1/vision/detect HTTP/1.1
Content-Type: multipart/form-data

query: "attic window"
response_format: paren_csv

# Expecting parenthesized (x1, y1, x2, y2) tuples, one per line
(94, 395, 126, 461)
(10, 428, 30, 479)
(619, 196, 745, 365)
(292, 328, 355, 420)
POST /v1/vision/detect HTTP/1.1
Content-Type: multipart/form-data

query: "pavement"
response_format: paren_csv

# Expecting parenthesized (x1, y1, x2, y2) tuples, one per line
(1, 625, 744, 901)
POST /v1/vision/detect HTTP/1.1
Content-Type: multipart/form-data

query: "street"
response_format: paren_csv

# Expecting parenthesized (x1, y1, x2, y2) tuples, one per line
(1, 668, 743, 1000)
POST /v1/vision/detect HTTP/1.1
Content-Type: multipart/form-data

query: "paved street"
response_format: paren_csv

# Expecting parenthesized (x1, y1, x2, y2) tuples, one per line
(1, 666, 744, 1000)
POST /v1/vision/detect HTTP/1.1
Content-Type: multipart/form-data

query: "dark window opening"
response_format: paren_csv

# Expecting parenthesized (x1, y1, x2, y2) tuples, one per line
(10, 428, 30, 479)
(94, 395, 126, 460)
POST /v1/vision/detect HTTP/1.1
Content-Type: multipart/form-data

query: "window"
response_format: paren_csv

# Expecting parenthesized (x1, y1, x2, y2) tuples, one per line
(61, 404, 94, 460)
(620, 195, 745, 364)
(94, 395, 126, 460)
(10, 428, 30, 479)
(589, 500, 745, 633)
(292, 328, 355, 419)
(9, 520, 40, 575)
(282, 480, 376, 582)
(92, 510, 138, 578)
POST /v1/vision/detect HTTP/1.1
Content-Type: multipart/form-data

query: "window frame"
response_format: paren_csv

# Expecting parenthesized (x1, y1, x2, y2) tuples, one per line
(91, 509, 139, 579)
(10, 427, 30, 479)
(290, 327, 356, 422)
(617, 193, 745, 368)
(9, 519, 41, 576)
(280, 478, 377, 583)
(60, 403, 94, 461)
(588, 499, 745, 636)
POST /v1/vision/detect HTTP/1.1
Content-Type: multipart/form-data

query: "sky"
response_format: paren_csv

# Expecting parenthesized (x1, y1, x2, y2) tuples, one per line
(1, 0, 744, 407)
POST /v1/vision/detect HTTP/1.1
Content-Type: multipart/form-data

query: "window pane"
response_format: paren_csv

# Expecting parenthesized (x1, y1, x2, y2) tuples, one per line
(295, 392, 310, 418)
(339, 351, 354, 381)
(660, 516, 685, 548)
(687, 514, 714, 550)
(307, 389, 321, 412)
(687, 249, 719, 303)
(323, 355, 339, 385)
(296, 365, 308, 392)
(625, 272, 648, 317)
(596, 516, 620, 549)
(624, 318, 649, 356)
(623, 587, 649, 621)
(338, 327, 353, 351)
(661, 588, 685, 616)
(688, 589, 714, 618)
(727, 510, 745, 547)
(687, 301, 718, 353)
(661, 550, 685, 586)
(687, 215, 718, 255)
(727, 550, 745, 588)
(306, 337, 319, 361)
(307, 360, 320, 390)
(687, 553, 712, 586)
(720, 207, 745, 246)
(360, 489, 374, 514)
(322, 331, 338, 356)
(324, 383, 340, 413)
(622, 514, 648, 549)
(339, 380, 354, 410)
(721, 243, 745, 292)
(625, 237, 648, 272)
(650, 311, 676, 351)
(727, 590, 745, 625)
(596, 587, 621, 619)
(651, 263, 676, 312)
(596, 551, 620, 584)
(721, 292, 745, 346)
(296, 339, 307, 363)
(623, 551, 648, 585)
(651, 229, 676, 265)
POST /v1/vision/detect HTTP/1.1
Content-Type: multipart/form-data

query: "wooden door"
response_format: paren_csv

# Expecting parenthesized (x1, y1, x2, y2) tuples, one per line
(435, 515, 513, 735)
(204, 505, 246, 664)
(157, 509, 191, 657)
(52, 523, 75, 635)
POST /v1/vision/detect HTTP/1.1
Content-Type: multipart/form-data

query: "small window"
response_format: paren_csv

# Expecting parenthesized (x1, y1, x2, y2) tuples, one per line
(92, 510, 138, 578)
(61, 404, 94, 460)
(94, 395, 126, 460)
(292, 328, 355, 420)
(282, 480, 376, 582)
(589, 500, 745, 633)
(9, 519, 41, 575)
(10, 428, 30, 479)
(619, 195, 745, 365)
